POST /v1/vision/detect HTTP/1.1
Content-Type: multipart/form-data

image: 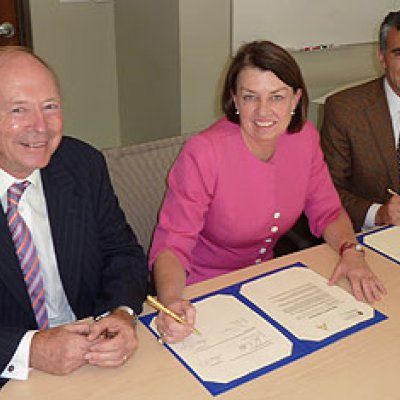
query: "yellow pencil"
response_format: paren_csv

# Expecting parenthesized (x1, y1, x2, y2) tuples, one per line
(146, 295, 201, 335)
(387, 188, 399, 196)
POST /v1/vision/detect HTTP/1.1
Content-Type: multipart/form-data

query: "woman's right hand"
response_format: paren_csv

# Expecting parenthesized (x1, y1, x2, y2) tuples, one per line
(155, 298, 196, 344)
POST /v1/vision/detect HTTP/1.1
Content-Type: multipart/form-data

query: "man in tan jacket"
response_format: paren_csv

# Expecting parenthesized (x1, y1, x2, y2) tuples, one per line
(321, 10, 400, 233)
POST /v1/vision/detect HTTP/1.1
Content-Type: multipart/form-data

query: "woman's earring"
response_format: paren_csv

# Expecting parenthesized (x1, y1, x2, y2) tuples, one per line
(290, 110, 295, 116)
(235, 109, 239, 115)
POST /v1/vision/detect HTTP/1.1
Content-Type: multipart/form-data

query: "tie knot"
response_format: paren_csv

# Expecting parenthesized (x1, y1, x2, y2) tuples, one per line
(7, 181, 30, 207)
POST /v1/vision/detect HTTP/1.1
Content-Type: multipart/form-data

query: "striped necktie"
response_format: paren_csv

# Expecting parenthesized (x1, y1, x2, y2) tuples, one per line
(7, 181, 49, 330)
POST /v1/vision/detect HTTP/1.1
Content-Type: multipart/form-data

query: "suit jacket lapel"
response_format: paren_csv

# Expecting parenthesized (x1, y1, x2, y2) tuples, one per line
(41, 160, 86, 312)
(365, 79, 399, 189)
(0, 209, 33, 313)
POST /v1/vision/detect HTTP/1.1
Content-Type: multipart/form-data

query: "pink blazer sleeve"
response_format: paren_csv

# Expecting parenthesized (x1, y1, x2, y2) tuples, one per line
(149, 135, 216, 273)
(304, 125, 343, 237)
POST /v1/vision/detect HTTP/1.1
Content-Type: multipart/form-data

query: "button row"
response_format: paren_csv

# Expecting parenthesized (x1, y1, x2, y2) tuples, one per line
(255, 212, 281, 264)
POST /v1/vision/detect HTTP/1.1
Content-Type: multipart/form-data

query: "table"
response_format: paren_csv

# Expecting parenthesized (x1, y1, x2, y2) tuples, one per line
(1, 243, 399, 400)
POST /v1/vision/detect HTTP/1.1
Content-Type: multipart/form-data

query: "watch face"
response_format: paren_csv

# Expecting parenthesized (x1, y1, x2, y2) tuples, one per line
(354, 244, 365, 255)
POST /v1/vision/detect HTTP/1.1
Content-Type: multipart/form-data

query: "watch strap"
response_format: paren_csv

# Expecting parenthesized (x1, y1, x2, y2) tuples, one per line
(339, 241, 365, 257)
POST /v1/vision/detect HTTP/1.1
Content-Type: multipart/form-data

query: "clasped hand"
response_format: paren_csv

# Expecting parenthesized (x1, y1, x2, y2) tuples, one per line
(30, 310, 138, 375)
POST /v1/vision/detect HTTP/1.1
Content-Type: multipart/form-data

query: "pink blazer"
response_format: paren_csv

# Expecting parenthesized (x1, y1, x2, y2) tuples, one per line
(150, 117, 342, 284)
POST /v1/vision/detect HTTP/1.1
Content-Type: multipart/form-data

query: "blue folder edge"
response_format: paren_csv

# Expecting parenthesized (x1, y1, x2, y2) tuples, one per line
(358, 225, 400, 265)
(140, 262, 387, 396)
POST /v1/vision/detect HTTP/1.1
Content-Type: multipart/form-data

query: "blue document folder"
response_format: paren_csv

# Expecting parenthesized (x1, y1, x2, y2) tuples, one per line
(358, 225, 400, 265)
(140, 263, 387, 396)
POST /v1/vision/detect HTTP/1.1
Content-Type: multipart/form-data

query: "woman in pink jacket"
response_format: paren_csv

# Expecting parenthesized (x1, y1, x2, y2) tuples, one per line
(149, 41, 386, 343)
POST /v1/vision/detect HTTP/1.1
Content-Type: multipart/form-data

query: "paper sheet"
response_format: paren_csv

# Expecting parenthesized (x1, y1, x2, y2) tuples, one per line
(150, 294, 292, 383)
(363, 226, 400, 262)
(240, 267, 373, 341)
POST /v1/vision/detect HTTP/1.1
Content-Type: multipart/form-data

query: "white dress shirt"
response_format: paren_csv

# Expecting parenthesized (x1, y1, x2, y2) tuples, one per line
(362, 78, 400, 230)
(0, 169, 76, 380)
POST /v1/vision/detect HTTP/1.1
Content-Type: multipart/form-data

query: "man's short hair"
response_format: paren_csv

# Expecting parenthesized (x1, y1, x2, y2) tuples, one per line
(379, 11, 400, 51)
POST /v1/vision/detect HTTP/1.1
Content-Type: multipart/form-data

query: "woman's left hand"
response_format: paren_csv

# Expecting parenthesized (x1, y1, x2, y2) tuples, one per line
(329, 251, 387, 303)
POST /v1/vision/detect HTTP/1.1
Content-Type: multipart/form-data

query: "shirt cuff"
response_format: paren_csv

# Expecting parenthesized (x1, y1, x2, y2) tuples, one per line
(1, 330, 37, 380)
(362, 203, 382, 231)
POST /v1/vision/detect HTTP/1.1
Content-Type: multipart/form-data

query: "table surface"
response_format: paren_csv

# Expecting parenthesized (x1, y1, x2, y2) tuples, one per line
(1, 243, 399, 400)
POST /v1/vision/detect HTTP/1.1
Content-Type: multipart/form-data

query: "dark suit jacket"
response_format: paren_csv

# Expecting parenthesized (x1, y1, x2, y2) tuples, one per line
(320, 77, 399, 232)
(0, 137, 148, 386)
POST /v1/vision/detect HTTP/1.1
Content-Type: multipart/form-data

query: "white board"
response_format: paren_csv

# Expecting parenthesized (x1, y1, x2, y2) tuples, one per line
(232, 0, 400, 51)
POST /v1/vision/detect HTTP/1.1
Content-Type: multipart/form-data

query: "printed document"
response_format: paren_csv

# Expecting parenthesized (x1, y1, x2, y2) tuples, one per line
(241, 267, 372, 341)
(151, 295, 292, 383)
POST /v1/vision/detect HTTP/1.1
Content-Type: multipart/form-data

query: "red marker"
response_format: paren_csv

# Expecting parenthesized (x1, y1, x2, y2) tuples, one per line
(302, 44, 333, 52)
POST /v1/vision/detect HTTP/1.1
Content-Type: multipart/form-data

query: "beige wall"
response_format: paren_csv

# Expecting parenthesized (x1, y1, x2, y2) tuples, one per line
(294, 43, 381, 127)
(29, 0, 383, 148)
(179, 0, 230, 134)
(29, 0, 120, 149)
(114, 0, 180, 145)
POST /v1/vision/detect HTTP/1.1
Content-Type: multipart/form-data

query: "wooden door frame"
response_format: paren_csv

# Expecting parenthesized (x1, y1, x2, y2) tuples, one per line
(15, 0, 32, 48)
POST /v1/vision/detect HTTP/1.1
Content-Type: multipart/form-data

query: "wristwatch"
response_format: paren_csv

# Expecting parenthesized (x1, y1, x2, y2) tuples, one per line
(116, 306, 138, 325)
(339, 241, 365, 257)
(95, 306, 138, 326)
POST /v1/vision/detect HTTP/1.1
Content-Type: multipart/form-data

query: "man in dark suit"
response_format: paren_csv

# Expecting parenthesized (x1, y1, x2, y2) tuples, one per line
(321, 10, 400, 233)
(0, 47, 148, 387)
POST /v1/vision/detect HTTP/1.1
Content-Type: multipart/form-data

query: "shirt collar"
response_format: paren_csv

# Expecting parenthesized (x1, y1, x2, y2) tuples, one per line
(0, 169, 41, 199)
(384, 78, 400, 146)
(384, 78, 400, 120)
